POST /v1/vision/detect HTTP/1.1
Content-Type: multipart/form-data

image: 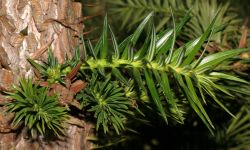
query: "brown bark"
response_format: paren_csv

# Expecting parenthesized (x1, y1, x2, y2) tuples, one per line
(0, 0, 93, 149)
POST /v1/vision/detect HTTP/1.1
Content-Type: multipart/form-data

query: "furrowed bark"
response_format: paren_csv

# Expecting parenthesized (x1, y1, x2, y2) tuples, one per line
(0, 1, 93, 149)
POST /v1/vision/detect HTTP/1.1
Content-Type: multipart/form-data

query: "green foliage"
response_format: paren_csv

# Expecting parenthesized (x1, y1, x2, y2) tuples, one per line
(6, 79, 68, 138)
(79, 12, 248, 134)
(107, 0, 241, 47)
(183, 0, 241, 46)
(107, 0, 184, 31)
(77, 74, 132, 134)
(211, 106, 250, 149)
(2, 1, 249, 148)
(226, 106, 250, 149)
(23, 9, 248, 139)
(28, 48, 80, 84)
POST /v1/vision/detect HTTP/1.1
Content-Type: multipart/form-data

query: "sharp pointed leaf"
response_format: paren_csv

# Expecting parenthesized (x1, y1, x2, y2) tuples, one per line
(156, 10, 190, 55)
(161, 71, 183, 123)
(109, 25, 120, 59)
(87, 40, 97, 59)
(144, 69, 168, 123)
(146, 24, 156, 61)
(100, 15, 108, 59)
(131, 12, 154, 46)
(182, 10, 220, 65)
(210, 72, 249, 84)
(165, 9, 176, 64)
(196, 49, 248, 72)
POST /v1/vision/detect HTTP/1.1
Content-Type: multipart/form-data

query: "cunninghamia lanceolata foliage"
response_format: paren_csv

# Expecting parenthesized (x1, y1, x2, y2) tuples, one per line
(108, 0, 241, 45)
(6, 79, 68, 138)
(76, 74, 133, 134)
(79, 12, 248, 134)
(28, 48, 81, 84)
(27, 11, 248, 135)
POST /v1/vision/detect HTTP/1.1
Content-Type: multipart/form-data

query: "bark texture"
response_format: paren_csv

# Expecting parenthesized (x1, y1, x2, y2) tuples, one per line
(0, 0, 93, 149)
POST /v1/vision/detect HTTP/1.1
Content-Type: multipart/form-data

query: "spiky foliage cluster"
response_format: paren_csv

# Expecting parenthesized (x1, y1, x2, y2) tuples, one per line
(183, 0, 241, 45)
(225, 106, 250, 149)
(108, 0, 240, 47)
(206, 106, 250, 149)
(77, 74, 132, 134)
(6, 79, 68, 137)
(28, 48, 80, 84)
(210, 73, 250, 148)
(78, 12, 248, 134)
(107, 0, 184, 31)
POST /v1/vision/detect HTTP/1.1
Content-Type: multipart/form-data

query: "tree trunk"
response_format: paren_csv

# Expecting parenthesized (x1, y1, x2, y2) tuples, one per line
(0, 0, 93, 149)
